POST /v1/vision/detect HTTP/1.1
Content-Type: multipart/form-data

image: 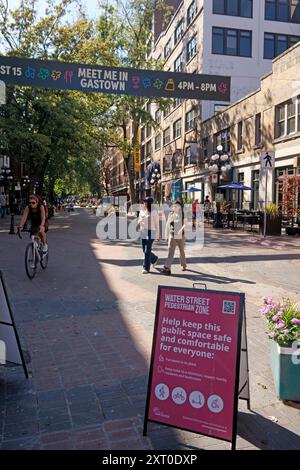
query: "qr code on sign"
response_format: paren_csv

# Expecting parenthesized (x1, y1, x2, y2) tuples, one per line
(222, 300, 236, 315)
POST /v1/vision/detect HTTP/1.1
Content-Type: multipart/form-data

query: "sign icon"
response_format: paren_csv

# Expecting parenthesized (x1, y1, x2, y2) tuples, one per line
(165, 78, 175, 92)
(207, 394, 224, 413)
(155, 383, 169, 401)
(189, 391, 205, 409)
(171, 387, 187, 405)
(261, 151, 275, 169)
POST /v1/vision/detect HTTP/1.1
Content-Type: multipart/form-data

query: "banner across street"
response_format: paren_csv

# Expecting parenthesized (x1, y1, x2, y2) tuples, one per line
(0, 55, 231, 101)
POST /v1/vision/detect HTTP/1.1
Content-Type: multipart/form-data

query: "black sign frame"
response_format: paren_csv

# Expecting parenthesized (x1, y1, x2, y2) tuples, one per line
(0, 270, 29, 378)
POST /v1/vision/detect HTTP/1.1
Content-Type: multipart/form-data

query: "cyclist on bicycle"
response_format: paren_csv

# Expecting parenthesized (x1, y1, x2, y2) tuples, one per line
(19, 194, 48, 253)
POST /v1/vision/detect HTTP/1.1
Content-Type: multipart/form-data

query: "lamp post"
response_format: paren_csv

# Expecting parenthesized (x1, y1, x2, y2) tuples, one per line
(208, 144, 231, 228)
(0, 163, 14, 233)
(145, 161, 161, 202)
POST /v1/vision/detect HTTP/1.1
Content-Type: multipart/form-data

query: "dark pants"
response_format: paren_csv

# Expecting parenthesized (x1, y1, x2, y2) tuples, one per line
(142, 231, 158, 271)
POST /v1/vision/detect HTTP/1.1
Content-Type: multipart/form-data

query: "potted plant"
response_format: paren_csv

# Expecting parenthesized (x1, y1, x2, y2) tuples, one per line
(259, 297, 300, 401)
(259, 203, 282, 236)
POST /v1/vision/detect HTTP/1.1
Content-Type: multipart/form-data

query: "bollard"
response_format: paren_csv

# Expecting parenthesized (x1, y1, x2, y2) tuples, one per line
(9, 213, 15, 235)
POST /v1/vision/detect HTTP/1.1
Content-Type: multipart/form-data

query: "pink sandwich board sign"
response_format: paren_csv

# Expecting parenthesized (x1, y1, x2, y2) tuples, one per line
(144, 286, 246, 450)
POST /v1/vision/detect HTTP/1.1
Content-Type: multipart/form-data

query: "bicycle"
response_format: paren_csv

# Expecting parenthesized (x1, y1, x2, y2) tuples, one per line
(17, 228, 49, 279)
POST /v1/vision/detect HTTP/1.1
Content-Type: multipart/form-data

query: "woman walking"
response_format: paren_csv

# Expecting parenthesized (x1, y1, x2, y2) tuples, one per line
(138, 197, 160, 274)
(162, 200, 186, 275)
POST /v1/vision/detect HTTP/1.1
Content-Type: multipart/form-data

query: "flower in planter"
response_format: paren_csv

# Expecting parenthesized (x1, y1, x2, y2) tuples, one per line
(259, 297, 300, 346)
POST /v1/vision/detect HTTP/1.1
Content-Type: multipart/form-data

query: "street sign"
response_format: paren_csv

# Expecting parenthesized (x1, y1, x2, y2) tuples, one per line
(0, 56, 231, 101)
(144, 286, 245, 450)
(261, 151, 275, 169)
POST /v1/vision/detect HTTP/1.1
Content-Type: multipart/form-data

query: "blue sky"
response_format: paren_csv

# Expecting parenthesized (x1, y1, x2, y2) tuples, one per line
(7, 0, 101, 20)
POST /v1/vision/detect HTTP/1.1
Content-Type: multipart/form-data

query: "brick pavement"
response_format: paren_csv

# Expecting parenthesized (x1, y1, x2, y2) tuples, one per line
(0, 209, 300, 450)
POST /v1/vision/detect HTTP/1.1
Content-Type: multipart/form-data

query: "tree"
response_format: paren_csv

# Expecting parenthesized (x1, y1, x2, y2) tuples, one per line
(0, 0, 113, 197)
(94, 0, 171, 204)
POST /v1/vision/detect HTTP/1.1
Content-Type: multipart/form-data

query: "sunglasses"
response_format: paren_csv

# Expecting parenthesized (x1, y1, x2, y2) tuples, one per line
(30, 201, 37, 205)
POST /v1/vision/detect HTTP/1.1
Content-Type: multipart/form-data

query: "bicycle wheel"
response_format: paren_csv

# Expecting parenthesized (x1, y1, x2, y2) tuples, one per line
(25, 243, 36, 279)
(40, 248, 49, 269)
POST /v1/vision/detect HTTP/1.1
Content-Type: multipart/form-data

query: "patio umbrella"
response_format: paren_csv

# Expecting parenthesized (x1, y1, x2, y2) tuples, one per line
(217, 183, 254, 211)
(217, 183, 254, 190)
(182, 187, 202, 193)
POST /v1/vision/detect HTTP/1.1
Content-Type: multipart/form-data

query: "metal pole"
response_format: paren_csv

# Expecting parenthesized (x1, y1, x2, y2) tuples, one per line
(263, 169, 268, 238)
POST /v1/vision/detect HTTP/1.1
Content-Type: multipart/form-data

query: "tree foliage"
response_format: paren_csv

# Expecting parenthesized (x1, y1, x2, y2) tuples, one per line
(0, 0, 170, 199)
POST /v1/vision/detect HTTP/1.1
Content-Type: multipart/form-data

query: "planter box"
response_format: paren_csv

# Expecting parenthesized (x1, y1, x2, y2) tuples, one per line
(259, 214, 282, 236)
(270, 340, 300, 401)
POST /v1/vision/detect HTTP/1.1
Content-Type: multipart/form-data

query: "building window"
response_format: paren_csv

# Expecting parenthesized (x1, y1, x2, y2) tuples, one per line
(155, 133, 161, 151)
(275, 99, 299, 138)
(187, 0, 197, 25)
(141, 127, 145, 143)
(213, 0, 253, 18)
(187, 34, 197, 61)
(174, 97, 183, 108)
(251, 170, 260, 210)
(146, 141, 152, 159)
(287, 102, 296, 134)
(264, 32, 300, 59)
(275, 166, 300, 207)
(237, 121, 243, 150)
(174, 52, 184, 72)
(202, 137, 208, 161)
(163, 127, 171, 146)
(146, 124, 152, 138)
(185, 108, 196, 132)
(163, 104, 172, 118)
(212, 27, 252, 57)
(185, 146, 191, 165)
(174, 19, 184, 45)
(155, 109, 161, 123)
(164, 38, 172, 59)
(265, 0, 300, 23)
(255, 113, 262, 146)
(215, 128, 231, 153)
(173, 118, 182, 139)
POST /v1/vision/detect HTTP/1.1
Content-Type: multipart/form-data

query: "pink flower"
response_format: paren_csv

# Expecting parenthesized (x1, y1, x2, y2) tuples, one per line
(272, 315, 279, 322)
(268, 332, 278, 338)
(277, 310, 284, 317)
(291, 318, 300, 324)
(275, 320, 285, 329)
(282, 329, 290, 334)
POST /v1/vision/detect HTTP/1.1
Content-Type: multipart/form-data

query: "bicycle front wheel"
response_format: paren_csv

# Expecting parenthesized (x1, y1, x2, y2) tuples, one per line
(25, 243, 36, 279)
(40, 249, 49, 270)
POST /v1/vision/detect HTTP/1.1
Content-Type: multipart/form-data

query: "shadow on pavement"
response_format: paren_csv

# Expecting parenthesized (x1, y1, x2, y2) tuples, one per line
(237, 411, 300, 450)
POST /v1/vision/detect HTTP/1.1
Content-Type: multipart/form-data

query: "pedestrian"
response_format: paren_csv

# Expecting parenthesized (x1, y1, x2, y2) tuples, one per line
(162, 199, 187, 275)
(0, 192, 6, 218)
(192, 198, 199, 231)
(138, 196, 160, 274)
(204, 195, 211, 210)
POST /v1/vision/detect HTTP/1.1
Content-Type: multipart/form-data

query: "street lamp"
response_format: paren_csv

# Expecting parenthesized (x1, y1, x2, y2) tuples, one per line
(0, 164, 13, 183)
(208, 144, 231, 228)
(22, 175, 30, 188)
(145, 161, 161, 202)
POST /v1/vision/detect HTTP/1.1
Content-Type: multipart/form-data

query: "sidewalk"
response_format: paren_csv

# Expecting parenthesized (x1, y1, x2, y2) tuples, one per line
(0, 209, 299, 450)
